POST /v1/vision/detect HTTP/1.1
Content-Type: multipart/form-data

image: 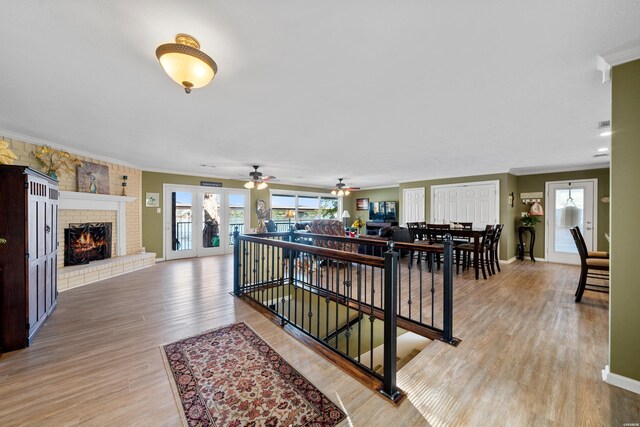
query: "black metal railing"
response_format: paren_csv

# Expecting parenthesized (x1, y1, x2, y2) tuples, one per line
(175, 221, 192, 250)
(232, 228, 457, 401)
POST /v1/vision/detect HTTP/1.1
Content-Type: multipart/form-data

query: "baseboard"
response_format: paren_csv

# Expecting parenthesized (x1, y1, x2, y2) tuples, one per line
(602, 365, 640, 395)
(503, 257, 517, 264)
(503, 256, 547, 264)
(155, 257, 165, 262)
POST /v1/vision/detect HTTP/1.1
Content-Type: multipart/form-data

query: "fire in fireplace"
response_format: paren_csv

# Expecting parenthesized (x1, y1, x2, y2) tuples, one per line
(64, 222, 112, 266)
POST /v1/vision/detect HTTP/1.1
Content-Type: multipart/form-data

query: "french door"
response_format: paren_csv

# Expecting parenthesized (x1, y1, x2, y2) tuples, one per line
(545, 179, 597, 264)
(164, 185, 250, 260)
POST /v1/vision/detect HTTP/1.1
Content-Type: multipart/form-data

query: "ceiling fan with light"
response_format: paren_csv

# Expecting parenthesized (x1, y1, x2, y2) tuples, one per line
(244, 165, 275, 190)
(331, 178, 359, 196)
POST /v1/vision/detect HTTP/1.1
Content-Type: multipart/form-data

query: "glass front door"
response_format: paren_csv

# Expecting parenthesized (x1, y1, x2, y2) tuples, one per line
(546, 180, 596, 264)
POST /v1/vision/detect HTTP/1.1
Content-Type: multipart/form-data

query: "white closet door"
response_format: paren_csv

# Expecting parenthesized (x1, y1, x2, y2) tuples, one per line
(431, 181, 498, 226)
(402, 188, 425, 225)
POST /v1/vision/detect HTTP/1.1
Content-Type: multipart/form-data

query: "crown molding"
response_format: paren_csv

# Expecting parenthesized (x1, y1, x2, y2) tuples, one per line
(600, 39, 640, 67)
(509, 162, 610, 176)
(0, 128, 141, 169)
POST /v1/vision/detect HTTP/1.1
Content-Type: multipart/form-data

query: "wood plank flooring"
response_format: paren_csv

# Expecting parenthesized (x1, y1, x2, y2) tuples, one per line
(0, 255, 638, 426)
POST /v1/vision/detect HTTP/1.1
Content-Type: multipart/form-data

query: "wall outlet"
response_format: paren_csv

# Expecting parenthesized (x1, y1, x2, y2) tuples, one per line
(521, 212, 527, 217)
(157, 207, 162, 214)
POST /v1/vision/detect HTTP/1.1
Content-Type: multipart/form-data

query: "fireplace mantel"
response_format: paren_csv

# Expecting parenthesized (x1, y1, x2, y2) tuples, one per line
(59, 191, 137, 256)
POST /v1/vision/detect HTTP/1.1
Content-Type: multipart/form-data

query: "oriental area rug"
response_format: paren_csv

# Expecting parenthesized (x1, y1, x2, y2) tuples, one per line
(162, 322, 347, 426)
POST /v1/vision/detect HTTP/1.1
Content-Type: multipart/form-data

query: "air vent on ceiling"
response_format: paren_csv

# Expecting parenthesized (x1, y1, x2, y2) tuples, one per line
(593, 153, 610, 158)
(598, 120, 611, 129)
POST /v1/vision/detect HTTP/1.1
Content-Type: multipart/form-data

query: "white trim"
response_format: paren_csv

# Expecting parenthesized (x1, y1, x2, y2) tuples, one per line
(503, 256, 518, 264)
(358, 184, 400, 191)
(602, 365, 640, 395)
(600, 40, 640, 67)
(269, 188, 335, 198)
(155, 257, 165, 262)
(509, 163, 610, 176)
(544, 178, 598, 265)
(59, 191, 136, 257)
(0, 128, 140, 169)
(430, 179, 500, 225)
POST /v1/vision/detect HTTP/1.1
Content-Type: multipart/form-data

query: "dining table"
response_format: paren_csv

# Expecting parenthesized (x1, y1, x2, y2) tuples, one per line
(410, 227, 488, 280)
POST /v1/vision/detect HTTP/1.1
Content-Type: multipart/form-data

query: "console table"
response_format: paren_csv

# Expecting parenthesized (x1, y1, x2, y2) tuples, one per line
(518, 226, 536, 262)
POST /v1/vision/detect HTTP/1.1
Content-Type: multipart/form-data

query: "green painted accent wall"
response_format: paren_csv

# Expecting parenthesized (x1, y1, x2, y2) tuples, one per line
(141, 171, 334, 258)
(345, 187, 400, 224)
(517, 168, 610, 259)
(610, 59, 640, 381)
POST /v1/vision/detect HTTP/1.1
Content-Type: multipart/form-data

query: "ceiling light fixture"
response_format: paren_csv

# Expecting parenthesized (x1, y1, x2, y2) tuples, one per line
(156, 33, 218, 94)
(597, 147, 609, 152)
(244, 165, 274, 190)
(331, 178, 359, 197)
(599, 131, 612, 137)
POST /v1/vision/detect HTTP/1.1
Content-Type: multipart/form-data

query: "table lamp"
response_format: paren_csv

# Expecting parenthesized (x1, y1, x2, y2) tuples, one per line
(342, 210, 351, 229)
(285, 209, 295, 229)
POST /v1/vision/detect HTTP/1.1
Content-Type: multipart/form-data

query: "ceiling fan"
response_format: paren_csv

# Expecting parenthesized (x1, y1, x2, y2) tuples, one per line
(244, 165, 276, 190)
(331, 178, 360, 196)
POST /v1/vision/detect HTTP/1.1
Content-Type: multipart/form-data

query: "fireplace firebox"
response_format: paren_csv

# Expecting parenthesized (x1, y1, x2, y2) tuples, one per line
(64, 222, 112, 266)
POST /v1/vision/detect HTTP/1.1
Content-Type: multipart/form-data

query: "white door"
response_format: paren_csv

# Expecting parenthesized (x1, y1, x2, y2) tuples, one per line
(546, 180, 597, 264)
(431, 181, 499, 227)
(403, 188, 425, 225)
(165, 185, 250, 260)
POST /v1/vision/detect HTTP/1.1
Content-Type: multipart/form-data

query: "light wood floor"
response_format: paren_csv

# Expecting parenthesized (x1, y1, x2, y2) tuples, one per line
(0, 256, 638, 426)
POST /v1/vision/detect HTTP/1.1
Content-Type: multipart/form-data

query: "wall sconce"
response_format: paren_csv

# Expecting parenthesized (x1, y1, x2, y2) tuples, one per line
(121, 175, 128, 196)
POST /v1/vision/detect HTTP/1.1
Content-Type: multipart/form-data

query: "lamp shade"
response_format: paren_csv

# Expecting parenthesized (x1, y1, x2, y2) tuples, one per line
(285, 209, 295, 219)
(156, 34, 217, 93)
(342, 210, 350, 219)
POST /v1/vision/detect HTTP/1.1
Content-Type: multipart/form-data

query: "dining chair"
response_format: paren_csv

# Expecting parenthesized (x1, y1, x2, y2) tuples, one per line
(455, 224, 495, 279)
(490, 224, 504, 274)
(573, 226, 609, 259)
(570, 227, 609, 302)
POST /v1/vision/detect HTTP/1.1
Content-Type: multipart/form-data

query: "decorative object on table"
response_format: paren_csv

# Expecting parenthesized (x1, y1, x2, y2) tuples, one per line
(145, 192, 160, 207)
(121, 175, 128, 196)
(162, 322, 346, 426)
(255, 199, 271, 233)
(285, 209, 295, 228)
(520, 214, 541, 228)
(244, 165, 275, 190)
(0, 141, 18, 165)
(0, 238, 6, 245)
(508, 192, 514, 207)
(32, 145, 82, 180)
(356, 197, 369, 210)
(76, 161, 109, 194)
(352, 216, 365, 235)
(156, 33, 217, 94)
(341, 209, 350, 229)
(330, 178, 360, 196)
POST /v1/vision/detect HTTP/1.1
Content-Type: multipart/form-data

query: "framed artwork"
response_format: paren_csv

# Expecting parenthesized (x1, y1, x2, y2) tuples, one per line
(76, 161, 110, 194)
(146, 192, 160, 207)
(356, 198, 369, 210)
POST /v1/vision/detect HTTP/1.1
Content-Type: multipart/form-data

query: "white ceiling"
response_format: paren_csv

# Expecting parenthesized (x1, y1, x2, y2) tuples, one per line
(1, 1, 638, 189)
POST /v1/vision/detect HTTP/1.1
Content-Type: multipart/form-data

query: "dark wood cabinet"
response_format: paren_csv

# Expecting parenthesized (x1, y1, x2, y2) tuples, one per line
(0, 166, 59, 352)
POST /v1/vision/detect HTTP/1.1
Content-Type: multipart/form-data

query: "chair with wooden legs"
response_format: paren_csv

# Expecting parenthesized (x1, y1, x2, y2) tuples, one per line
(489, 224, 504, 274)
(455, 224, 495, 279)
(570, 227, 609, 302)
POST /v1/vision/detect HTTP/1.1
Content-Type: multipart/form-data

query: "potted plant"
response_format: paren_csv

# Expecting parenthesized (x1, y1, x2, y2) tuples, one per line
(352, 217, 365, 236)
(32, 145, 82, 179)
(521, 215, 541, 227)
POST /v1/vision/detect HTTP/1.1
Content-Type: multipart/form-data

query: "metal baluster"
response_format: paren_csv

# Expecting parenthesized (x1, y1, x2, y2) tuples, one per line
(233, 228, 240, 296)
(369, 265, 375, 371)
(357, 263, 362, 363)
(442, 236, 454, 343)
(381, 244, 399, 401)
(431, 252, 435, 327)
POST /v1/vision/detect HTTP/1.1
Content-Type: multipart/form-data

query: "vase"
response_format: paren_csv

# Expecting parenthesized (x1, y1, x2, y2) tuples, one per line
(48, 171, 57, 180)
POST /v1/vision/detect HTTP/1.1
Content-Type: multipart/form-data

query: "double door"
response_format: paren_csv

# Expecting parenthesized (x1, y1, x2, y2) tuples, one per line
(431, 181, 499, 227)
(164, 185, 249, 260)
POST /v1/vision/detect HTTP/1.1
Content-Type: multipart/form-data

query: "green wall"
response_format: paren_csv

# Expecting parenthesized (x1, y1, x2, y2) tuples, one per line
(517, 168, 610, 259)
(345, 187, 400, 223)
(141, 171, 334, 258)
(610, 59, 640, 381)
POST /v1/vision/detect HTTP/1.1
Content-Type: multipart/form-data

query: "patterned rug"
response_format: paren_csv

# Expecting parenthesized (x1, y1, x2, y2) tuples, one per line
(162, 322, 347, 426)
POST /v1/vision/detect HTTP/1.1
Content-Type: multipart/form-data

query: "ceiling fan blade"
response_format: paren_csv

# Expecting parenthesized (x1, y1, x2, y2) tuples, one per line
(344, 186, 360, 190)
(262, 176, 277, 181)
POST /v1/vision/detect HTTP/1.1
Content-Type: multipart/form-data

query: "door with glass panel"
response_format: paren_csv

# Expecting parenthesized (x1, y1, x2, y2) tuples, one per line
(166, 187, 197, 260)
(165, 186, 249, 260)
(546, 180, 597, 264)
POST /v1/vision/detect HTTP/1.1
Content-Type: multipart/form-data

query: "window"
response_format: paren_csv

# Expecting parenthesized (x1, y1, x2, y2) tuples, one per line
(270, 191, 339, 223)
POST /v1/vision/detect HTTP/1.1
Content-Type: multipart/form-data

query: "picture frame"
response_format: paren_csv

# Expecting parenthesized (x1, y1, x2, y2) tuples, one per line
(356, 198, 369, 210)
(146, 192, 160, 207)
(76, 161, 110, 194)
